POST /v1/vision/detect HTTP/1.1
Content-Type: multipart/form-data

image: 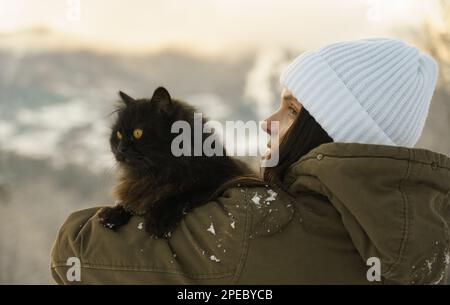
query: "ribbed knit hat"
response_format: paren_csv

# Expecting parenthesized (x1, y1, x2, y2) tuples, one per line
(280, 38, 438, 147)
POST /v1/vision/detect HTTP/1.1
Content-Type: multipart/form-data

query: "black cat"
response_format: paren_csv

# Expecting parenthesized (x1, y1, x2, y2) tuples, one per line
(98, 87, 252, 238)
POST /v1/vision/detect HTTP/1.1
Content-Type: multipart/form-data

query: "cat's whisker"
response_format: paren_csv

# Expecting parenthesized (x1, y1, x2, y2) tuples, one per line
(107, 106, 123, 117)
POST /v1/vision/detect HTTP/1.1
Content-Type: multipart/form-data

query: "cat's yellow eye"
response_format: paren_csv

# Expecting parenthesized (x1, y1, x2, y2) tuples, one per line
(116, 131, 123, 140)
(133, 128, 143, 140)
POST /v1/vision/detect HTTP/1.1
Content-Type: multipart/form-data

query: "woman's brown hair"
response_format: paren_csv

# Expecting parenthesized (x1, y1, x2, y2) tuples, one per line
(210, 106, 333, 199)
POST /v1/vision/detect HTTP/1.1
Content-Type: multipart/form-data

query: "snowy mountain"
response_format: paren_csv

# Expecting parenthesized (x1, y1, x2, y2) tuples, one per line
(0, 29, 292, 172)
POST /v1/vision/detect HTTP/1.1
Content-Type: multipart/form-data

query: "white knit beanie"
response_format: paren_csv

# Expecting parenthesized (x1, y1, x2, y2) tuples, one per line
(280, 38, 438, 147)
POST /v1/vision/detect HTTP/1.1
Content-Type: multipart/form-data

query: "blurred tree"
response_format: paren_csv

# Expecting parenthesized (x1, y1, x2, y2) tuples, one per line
(420, 0, 450, 85)
(414, 0, 450, 155)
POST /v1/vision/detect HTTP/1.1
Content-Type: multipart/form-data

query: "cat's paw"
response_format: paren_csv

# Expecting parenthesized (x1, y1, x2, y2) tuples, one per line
(98, 206, 132, 230)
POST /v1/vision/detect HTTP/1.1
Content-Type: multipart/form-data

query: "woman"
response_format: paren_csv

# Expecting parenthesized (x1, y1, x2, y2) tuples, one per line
(51, 38, 450, 284)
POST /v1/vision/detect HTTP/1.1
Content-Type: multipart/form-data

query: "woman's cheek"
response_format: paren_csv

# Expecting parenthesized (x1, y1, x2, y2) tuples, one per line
(279, 114, 297, 139)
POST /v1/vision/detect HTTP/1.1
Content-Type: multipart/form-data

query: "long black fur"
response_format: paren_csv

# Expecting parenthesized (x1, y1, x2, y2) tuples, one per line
(98, 87, 251, 238)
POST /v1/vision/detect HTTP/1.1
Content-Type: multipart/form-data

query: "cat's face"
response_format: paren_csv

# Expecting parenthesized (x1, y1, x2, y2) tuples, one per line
(110, 87, 176, 172)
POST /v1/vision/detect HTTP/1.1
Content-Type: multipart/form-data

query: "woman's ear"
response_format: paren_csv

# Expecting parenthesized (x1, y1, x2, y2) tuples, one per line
(119, 91, 136, 107)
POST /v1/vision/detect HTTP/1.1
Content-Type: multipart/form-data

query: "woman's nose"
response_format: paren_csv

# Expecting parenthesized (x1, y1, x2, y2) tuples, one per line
(262, 114, 277, 134)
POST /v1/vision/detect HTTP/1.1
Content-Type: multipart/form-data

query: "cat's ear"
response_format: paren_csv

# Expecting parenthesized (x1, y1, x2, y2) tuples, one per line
(151, 87, 173, 115)
(119, 91, 136, 107)
(151, 87, 171, 103)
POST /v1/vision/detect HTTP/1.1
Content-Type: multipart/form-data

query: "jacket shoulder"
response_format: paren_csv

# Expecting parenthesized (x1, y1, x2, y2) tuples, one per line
(283, 142, 450, 284)
(51, 189, 253, 284)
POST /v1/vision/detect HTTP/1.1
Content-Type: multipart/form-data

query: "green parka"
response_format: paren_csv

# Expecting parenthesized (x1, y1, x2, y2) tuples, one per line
(51, 143, 450, 284)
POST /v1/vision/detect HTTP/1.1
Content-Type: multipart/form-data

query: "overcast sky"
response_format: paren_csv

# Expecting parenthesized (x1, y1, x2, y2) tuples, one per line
(0, 0, 438, 54)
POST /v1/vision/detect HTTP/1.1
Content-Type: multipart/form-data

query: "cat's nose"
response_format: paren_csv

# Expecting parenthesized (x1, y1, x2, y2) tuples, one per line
(117, 142, 128, 153)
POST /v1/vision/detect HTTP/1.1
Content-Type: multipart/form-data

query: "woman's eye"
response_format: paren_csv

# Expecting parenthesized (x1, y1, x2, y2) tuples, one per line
(133, 128, 143, 140)
(116, 131, 122, 140)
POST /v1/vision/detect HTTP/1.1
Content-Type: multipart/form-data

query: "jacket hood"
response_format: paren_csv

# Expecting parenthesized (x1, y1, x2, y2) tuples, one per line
(283, 143, 450, 284)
